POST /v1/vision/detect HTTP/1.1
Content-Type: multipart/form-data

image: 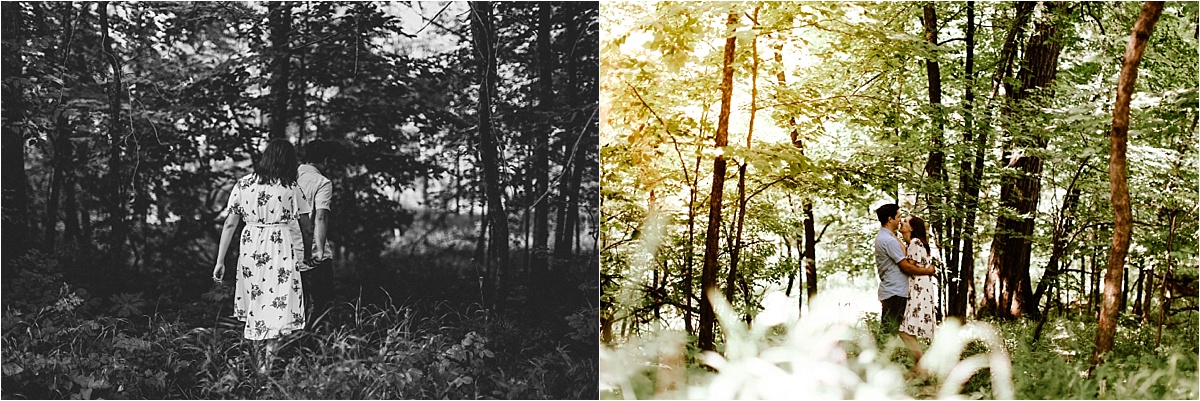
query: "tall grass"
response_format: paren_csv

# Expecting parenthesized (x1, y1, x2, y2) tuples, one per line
(600, 288, 1198, 400)
(2, 291, 597, 399)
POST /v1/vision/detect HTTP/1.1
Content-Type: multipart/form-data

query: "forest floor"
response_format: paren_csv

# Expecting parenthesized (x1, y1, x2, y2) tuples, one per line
(1, 213, 598, 399)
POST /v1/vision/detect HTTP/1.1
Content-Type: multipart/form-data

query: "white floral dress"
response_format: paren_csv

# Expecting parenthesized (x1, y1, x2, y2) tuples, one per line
(226, 174, 310, 340)
(900, 238, 938, 340)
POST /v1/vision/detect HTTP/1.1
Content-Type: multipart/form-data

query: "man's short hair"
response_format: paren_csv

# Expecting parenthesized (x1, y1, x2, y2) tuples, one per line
(302, 139, 338, 164)
(875, 203, 900, 226)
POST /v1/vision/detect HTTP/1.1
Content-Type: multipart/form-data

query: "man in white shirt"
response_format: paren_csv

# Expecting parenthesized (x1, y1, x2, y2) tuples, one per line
(296, 139, 337, 329)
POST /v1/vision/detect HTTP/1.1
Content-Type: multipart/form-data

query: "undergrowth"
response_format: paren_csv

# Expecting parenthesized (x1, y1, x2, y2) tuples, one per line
(1, 251, 598, 400)
(600, 289, 1199, 400)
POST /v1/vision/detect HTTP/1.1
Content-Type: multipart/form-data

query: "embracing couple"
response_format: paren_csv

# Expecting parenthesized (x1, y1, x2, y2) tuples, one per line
(874, 203, 939, 370)
(210, 138, 338, 372)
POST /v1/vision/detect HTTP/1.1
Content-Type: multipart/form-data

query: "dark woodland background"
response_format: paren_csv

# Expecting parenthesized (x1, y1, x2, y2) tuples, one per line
(1, 1, 598, 399)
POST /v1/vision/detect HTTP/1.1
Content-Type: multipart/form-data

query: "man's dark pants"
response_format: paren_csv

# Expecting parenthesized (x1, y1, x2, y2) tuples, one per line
(880, 296, 908, 335)
(301, 259, 334, 329)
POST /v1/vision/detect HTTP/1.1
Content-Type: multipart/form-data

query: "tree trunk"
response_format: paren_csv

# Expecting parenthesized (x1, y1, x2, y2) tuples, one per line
(268, 2, 292, 139)
(684, 155, 700, 333)
(43, 116, 69, 252)
(469, 2, 509, 310)
(698, 11, 738, 353)
(100, 2, 129, 270)
(1093, 1, 1163, 368)
(2, 2, 34, 263)
(532, 3, 554, 280)
(726, 6, 760, 304)
(775, 43, 818, 304)
(949, 1, 978, 319)
(921, 2, 948, 268)
(983, 2, 1063, 320)
(803, 203, 817, 301)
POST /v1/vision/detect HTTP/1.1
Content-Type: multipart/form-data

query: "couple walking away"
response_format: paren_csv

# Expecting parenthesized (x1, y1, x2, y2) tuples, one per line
(874, 203, 938, 372)
(210, 138, 338, 373)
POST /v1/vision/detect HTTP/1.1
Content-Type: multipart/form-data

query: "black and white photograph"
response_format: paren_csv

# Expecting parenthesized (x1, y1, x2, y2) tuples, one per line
(1, 2, 598, 399)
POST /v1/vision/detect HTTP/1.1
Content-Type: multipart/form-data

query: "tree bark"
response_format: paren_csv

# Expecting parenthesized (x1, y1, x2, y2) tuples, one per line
(469, 2, 509, 310)
(803, 203, 817, 301)
(726, 6, 760, 305)
(1092, 1, 1162, 368)
(949, 1, 979, 319)
(100, 1, 129, 270)
(554, 3, 581, 260)
(268, 2, 293, 139)
(2, 2, 34, 263)
(532, 3, 554, 280)
(983, 2, 1063, 320)
(698, 11, 738, 353)
(920, 1, 948, 265)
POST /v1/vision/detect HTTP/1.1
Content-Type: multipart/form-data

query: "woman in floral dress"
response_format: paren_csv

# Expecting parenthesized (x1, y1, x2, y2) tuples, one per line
(897, 215, 938, 367)
(212, 139, 313, 372)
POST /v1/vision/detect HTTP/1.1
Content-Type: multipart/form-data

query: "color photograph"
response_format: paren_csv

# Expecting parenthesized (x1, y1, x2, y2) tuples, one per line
(599, 2, 1197, 399)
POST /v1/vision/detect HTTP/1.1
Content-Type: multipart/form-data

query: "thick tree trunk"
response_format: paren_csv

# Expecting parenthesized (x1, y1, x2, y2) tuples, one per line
(469, 2, 509, 310)
(1093, 1, 1163, 367)
(100, 2, 129, 270)
(268, 2, 292, 139)
(2, 2, 34, 263)
(532, 3, 554, 279)
(698, 11, 738, 353)
(983, 2, 1063, 320)
(921, 2, 948, 270)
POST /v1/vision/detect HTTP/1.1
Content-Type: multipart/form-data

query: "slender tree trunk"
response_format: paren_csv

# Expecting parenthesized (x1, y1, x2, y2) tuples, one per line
(469, 2, 509, 310)
(1092, 2, 1162, 367)
(983, 2, 1063, 320)
(268, 2, 292, 139)
(1155, 211, 1176, 347)
(684, 155, 700, 333)
(698, 11, 738, 353)
(532, 3, 554, 280)
(44, 116, 69, 252)
(774, 43, 818, 304)
(726, 6, 760, 304)
(554, 4, 580, 261)
(949, 1, 978, 319)
(100, 2, 129, 270)
(803, 203, 817, 301)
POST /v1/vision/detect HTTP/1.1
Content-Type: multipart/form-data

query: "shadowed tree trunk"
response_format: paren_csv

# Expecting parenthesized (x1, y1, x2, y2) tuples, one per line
(469, 1, 509, 310)
(983, 1, 1063, 320)
(921, 2, 948, 272)
(532, 2, 553, 281)
(268, 2, 293, 139)
(2, 1, 33, 265)
(100, 2, 129, 270)
(949, 1, 979, 319)
(1092, 0, 1163, 368)
(698, 11, 738, 353)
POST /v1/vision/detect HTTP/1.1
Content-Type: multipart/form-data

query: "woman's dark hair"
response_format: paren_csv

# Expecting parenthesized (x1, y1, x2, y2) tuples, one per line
(909, 216, 931, 255)
(255, 138, 298, 185)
